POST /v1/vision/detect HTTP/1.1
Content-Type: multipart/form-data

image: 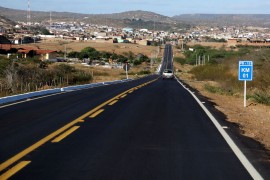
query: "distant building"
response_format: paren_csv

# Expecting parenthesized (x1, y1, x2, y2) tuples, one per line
(139, 29, 149, 33)
(17, 47, 57, 60)
(36, 50, 58, 61)
(122, 27, 134, 33)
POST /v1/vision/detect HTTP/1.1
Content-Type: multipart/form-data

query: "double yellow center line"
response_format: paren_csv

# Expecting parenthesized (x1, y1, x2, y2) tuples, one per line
(0, 78, 157, 178)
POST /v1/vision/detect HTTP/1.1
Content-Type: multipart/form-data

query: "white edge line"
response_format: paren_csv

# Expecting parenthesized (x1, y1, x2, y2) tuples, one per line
(175, 76, 264, 180)
(0, 92, 65, 109)
(0, 79, 136, 109)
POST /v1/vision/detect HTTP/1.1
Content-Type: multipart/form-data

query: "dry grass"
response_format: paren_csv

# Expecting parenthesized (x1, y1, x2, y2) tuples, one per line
(19, 39, 159, 57)
(187, 42, 228, 49)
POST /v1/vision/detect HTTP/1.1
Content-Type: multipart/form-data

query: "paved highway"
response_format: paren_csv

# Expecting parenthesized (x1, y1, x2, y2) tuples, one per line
(0, 44, 267, 179)
(160, 44, 173, 73)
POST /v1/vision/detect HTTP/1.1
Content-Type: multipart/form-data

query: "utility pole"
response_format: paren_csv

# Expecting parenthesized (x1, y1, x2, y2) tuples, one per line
(50, 11, 52, 31)
(181, 39, 184, 51)
(64, 44, 67, 60)
(27, 0, 31, 26)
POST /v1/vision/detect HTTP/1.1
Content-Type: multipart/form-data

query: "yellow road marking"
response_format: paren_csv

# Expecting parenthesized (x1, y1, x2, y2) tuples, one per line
(108, 100, 118, 106)
(128, 91, 133, 93)
(120, 94, 127, 98)
(0, 77, 159, 173)
(52, 126, 80, 143)
(89, 109, 104, 118)
(78, 119, 85, 123)
(0, 119, 80, 172)
(0, 161, 31, 179)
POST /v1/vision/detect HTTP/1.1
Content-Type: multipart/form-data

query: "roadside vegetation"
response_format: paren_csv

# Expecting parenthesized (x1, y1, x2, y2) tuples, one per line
(0, 46, 152, 97)
(0, 57, 93, 96)
(174, 45, 270, 105)
(68, 46, 151, 65)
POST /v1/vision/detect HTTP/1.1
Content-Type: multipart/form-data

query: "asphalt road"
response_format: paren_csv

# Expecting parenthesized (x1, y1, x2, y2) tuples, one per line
(160, 44, 173, 73)
(0, 44, 266, 179)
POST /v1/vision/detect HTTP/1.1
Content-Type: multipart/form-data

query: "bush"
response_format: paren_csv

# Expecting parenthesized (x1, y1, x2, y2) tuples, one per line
(56, 64, 75, 75)
(190, 64, 230, 81)
(93, 72, 109, 76)
(138, 70, 151, 75)
(72, 72, 92, 84)
(250, 92, 270, 105)
(252, 61, 270, 91)
(0, 58, 11, 77)
(174, 57, 186, 65)
(204, 84, 233, 95)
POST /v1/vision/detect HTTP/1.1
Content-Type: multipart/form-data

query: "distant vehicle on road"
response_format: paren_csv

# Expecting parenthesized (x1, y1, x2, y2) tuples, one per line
(162, 69, 174, 79)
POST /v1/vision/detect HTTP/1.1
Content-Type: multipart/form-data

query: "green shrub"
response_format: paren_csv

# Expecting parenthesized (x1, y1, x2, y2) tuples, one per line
(0, 58, 11, 77)
(138, 70, 151, 75)
(72, 72, 92, 84)
(204, 84, 233, 95)
(174, 57, 186, 65)
(93, 72, 109, 76)
(190, 64, 230, 81)
(251, 92, 270, 105)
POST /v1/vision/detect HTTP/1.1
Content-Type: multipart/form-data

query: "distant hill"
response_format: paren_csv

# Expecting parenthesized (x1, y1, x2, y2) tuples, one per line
(0, 6, 172, 23)
(0, 14, 15, 30)
(0, 6, 190, 31)
(173, 14, 270, 27)
(1, 6, 270, 28)
(0, 6, 87, 22)
(104, 10, 175, 23)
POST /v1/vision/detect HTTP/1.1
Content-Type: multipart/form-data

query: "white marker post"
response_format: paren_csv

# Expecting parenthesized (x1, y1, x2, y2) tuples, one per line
(123, 63, 130, 79)
(126, 63, 129, 79)
(244, 80, 247, 107)
(238, 61, 253, 107)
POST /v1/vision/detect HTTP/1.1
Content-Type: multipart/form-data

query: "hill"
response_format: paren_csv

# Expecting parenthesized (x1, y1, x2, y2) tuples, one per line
(0, 6, 190, 31)
(0, 6, 171, 23)
(0, 14, 15, 30)
(173, 14, 270, 27)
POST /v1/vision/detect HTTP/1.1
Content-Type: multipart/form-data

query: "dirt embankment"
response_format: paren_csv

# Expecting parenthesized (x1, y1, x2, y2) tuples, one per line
(175, 64, 270, 151)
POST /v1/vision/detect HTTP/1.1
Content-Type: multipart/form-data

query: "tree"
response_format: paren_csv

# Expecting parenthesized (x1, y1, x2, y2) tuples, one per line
(101, 52, 112, 59)
(81, 47, 97, 53)
(4, 61, 18, 93)
(0, 57, 11, 77)
(111, 53, 118, 60)
(117, 55, 128, 63)
(68, 51, 80, 58)
(79, 47, 100, 60)
(40, 28, 51, 35)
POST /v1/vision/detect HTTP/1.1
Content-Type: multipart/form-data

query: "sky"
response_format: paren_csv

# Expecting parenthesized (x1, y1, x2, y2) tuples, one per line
(0, 0, 269, 17)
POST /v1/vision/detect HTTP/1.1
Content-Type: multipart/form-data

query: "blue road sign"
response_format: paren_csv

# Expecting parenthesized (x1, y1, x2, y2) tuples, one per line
(239, 61, 253, 81)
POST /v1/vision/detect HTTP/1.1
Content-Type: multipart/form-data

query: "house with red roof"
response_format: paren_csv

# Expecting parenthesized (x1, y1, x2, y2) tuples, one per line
(17, 48, 57, 60)
(36, 50, 58, 61)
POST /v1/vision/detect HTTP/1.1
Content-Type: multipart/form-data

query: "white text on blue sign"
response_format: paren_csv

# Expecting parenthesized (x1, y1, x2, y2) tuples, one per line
(238, 61, 253, 81)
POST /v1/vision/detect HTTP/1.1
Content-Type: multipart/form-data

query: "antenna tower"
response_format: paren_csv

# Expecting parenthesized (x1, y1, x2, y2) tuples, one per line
(50, 11, 52, 30)
(27, 0, 31, 25)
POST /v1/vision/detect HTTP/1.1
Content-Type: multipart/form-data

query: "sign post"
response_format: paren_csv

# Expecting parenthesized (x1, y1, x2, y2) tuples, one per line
(238, 61, 253, 107)
(123, 63, 130, 79)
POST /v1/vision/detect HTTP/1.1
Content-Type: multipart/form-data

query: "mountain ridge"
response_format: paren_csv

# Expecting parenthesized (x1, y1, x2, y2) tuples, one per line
(0, 6, 270, 29)
(172, 14, 270, 27)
